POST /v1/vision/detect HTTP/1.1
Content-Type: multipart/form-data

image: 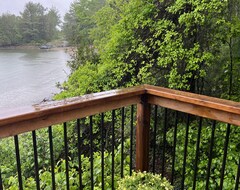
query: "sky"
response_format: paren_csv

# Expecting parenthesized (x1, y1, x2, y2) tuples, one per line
(0, 0, 75, 18)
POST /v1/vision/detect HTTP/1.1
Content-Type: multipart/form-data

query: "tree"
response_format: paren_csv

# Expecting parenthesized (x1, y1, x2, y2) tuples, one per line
(62, 0, 106, 72)
(62, 4, 79, 45)
(45, 8, 60, 41)
(57, 0, 231, 98)
(19, 2, 60, 43)
(20, 2, 46, 43)
(0, 14, 21, 46)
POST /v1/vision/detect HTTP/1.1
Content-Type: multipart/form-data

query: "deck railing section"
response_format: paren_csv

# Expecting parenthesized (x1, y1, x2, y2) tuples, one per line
(0, 84, 240, 189)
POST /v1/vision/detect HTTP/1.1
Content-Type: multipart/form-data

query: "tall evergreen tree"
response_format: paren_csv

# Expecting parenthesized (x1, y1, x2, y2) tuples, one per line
(62, 0, 106, 71)
(20, 2, 46, 43)
(0, 14, 21, 46)
(45, 8, 60, 41)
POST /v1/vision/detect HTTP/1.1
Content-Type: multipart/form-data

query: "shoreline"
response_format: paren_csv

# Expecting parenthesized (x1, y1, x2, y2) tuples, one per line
(0, 45, 75, 50)
(0, 45, 77, 56)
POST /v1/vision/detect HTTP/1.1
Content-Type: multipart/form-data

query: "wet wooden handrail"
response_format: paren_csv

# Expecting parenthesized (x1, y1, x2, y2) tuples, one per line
(1, 84, 240, 139)
(0, 85, 145, 138)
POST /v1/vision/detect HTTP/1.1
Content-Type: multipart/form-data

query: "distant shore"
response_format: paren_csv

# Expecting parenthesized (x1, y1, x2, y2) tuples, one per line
(0, 45, 77, 56)
(0, 45, 74, 50)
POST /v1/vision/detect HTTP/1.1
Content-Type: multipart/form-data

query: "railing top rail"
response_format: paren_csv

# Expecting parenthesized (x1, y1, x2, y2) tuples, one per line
(1, 84, 240, 138)
(0, 85, 145, 125)
(0, 85, 145, 138)
(145, 85, 240, 115)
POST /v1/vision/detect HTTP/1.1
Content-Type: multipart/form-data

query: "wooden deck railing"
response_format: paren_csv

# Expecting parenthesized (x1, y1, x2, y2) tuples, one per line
(0, 84, 240, 189)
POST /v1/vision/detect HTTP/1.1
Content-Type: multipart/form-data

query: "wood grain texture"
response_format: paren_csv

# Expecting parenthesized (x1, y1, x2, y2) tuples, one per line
(0, 96, 141, 138)
(145, 84, 240, 115)
(136, 95, 150, 172)
(0, 85, 146, 125)
(0, 85, 145, 138)
(1, 84, 240, 138)
(148, 95, 240, 126)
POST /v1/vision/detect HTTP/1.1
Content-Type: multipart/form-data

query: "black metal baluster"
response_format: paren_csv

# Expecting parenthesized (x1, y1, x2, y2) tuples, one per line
(112, 110, 115, 190)
(153, 105, 158, 174)
(0, 167, 3, 190)
(14, 135, 23, 190)
(121, 107, 125, 178)
(206, 120, 216, 190)
(171, 111, 178, 185)
(130, 105, 134, 176)
(48, 126, 55, 190)
(77, 119, 83, 190)
(90, 116, 94, 190)
(192, 117, 203, 190)
(181, 114, 190, 190)
(101, 113, 105, 190)
(220, 124, 231, 190)
(234, 157, 240, 190)
(162, 108, 168, 177)
(64, 122, 70, 190)
(32, 130, 40, 190)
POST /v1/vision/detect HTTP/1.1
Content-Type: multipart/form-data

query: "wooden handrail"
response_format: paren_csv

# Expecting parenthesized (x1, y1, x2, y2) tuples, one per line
(145, 85, 240, 115)
(1, 84, 240, 138)
(145, 85, 240, 126)
(0, 85, 145, 138)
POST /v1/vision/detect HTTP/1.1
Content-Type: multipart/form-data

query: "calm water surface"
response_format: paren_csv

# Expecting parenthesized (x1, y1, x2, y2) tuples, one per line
(0, 49, 70, 109)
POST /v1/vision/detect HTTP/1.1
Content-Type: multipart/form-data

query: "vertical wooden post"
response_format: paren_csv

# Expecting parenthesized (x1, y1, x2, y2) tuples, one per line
(136, 94, 150, 172)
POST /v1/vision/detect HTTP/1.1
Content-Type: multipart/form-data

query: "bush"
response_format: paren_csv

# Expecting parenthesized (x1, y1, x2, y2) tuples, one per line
(117, 172, 173, 190)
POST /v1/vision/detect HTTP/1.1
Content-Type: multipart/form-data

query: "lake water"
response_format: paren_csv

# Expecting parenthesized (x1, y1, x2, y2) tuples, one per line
(0, 49, 70, 109)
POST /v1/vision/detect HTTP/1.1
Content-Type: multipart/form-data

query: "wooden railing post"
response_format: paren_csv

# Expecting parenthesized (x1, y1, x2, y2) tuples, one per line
(136, 94, 150, 172)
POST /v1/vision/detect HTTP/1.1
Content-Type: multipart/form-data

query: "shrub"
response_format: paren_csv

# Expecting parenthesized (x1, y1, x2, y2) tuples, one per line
(117, 172, 173, 190)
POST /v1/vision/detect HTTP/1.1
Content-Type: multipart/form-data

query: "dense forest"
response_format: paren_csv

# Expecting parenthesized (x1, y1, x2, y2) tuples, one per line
(1, 0, 240, 189)
(58, 0, 240, 101)
(0, 2, 60, 46)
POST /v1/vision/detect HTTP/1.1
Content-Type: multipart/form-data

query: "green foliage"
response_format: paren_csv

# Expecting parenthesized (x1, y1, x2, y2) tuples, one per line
(62, 4, 79, 45)
(20, 2, 60, 43)
(1, 137, 131, 189)
(0, 2, 60, 46)
(0, 107, 134, 189)
(117, 172, 173, 190)
(45, 8, 61, 41)
(0, 14, 21, 46)
(0, 125, 64, 187)
(167, 121, 240, 189)
(54, 62, 100, 98)
(20, 2, 46, 43)
(62, 0, 105, 71)
(2, 0, 240, 189)
(58, 0, 236, 98)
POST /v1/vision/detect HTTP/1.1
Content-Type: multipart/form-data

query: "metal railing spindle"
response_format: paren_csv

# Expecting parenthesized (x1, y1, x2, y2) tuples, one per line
(205, 120, 216, 190)
(90, 116, 94, 190)
(219, 124, 231, 189)
(14, 135, 23, 190)
(130, 105, 134, 176)
(0, 167, 3, 189)
(48, 126, 56, 190)
(77, 119, 83, 190)
(181, 114, 190, 190)
(192, 117, 203, 190)
(112, 110, 115, 190)
(63, 122, 70, 190)
(152, 105, 158, 174)
(101, 113, 105, 190)
(171, 111, 178, 185)
(32, 130, 40, 190)
(235, 157, 240, 190)
(121, 107, 125, 178)
(162, 108, 168, 177)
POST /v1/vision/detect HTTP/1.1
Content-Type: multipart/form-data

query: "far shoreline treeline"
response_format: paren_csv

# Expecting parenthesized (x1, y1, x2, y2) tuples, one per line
(0, 2, 60, 47)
